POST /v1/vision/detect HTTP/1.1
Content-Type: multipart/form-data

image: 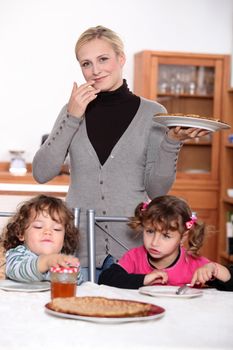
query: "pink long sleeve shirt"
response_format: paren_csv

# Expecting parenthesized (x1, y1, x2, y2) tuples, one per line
(118, 246, 210, 286)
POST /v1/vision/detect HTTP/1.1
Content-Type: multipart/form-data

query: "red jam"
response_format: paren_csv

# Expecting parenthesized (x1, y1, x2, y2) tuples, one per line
(50, 266, 78, 299)
(51, 281, 77, 299)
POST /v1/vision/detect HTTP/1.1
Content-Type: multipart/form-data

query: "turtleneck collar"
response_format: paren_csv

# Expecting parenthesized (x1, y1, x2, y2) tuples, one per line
(95, 79, 134, 104)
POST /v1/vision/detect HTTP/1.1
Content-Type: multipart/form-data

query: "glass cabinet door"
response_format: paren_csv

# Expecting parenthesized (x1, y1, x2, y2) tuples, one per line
(152, 58, 221, 180)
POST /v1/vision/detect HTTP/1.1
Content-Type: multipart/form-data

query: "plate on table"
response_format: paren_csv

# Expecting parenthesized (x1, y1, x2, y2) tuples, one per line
(0, 279, 50, 292)
(153, 113, 230, 132)
(139, 285, 203, 299)
(45, 296, 165, 324)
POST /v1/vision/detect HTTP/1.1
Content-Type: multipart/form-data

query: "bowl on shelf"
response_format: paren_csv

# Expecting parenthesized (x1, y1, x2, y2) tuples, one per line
(227, 189, 233, 198)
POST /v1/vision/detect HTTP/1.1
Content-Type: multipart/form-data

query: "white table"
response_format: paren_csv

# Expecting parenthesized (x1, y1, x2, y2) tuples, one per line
(0, 282, 232, 350)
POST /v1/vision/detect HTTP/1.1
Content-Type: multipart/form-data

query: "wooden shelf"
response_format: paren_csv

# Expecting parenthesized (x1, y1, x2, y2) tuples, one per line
(220, 251, 233, 263)
(218, 68, 233, 264)
(183, 140, 211, 146)
(157, 93, 213, 99)
(225, 143, 233, 148)
(223, 196, 233, 205)
(0, 162, 70, 196)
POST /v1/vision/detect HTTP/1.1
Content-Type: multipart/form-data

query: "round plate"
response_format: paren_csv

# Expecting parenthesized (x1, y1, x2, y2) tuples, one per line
(0, 280, 50, 292)
(153, 115, 230, 132)
(139, 285, 203, 298)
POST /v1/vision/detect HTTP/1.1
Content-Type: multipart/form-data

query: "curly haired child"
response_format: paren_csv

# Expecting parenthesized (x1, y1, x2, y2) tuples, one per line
(1, 194, 83, 284)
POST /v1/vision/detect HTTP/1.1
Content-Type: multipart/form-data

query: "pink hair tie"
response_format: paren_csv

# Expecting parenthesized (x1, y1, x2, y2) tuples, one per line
(141, 201, 150, 211)
(185, 214, 197, 229)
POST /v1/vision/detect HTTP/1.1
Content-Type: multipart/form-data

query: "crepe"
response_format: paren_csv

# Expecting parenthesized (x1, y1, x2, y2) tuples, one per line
(155, 112, 221, 122)
(48, 296, 155, 318)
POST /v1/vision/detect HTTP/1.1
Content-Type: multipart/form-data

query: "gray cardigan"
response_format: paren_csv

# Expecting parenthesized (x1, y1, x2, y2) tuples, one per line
(33, 97, 182, 267)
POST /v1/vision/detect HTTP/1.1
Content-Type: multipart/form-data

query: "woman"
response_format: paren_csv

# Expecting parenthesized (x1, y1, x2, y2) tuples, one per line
(32, 25, 209, 281)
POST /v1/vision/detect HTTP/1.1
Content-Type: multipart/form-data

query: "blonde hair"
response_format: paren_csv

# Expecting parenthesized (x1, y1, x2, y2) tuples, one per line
(75, 25, 124, 61)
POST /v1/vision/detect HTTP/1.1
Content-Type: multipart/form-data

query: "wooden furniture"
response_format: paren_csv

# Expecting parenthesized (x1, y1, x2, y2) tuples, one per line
(218, 88, 233, 264)
(0, 162, 69, 196)
(134, 50, 231, 261)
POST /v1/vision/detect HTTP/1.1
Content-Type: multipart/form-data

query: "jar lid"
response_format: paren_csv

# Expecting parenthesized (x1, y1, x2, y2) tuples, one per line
(50, 266, 79, 273)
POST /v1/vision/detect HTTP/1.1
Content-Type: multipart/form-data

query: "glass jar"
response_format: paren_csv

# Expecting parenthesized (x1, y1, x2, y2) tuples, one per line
(50, 266, 78, 299)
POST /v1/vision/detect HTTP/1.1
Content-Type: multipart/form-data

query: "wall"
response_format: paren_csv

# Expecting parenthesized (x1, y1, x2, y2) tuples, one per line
(0, 0, 232, 162)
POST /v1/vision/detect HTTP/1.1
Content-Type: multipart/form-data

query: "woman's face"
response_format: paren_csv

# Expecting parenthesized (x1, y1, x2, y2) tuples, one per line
(77, 38, 125, 91)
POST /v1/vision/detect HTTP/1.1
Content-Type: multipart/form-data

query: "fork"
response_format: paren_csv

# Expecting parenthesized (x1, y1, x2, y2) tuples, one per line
(175, 284, 191, 295)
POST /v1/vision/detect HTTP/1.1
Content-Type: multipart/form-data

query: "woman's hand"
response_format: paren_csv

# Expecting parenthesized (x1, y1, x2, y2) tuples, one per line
(167, 126, 211, 142)
(67, 81, 100, 118)
(38, 253, 80, 273)
(143, 270, 168, 286)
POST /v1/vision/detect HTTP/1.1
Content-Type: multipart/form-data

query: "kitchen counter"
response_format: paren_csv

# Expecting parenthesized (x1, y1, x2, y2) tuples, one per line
(0, 162, 69, 196)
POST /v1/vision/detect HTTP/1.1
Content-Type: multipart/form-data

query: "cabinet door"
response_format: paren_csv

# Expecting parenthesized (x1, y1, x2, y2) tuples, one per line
(151, 56, 223, 181)
(170, 189, 218, 260)
(219, 88, 233, 263)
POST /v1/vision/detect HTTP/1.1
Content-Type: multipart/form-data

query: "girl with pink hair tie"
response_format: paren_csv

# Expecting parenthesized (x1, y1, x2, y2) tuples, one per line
(99, 195, 233, 290)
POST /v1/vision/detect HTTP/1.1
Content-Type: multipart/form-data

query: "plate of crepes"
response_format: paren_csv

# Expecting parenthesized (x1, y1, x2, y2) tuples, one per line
(153, 113, 230, 132)
(139, 285, 203, 299)
(45, 296, 165, 323)
(0, 279, 50, 292)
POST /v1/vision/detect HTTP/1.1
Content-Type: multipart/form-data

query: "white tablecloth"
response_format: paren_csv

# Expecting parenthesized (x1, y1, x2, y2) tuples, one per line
(0, 281, 232, 350)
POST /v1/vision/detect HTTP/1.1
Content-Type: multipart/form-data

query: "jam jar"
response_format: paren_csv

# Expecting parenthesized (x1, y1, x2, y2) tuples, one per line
(50, 266, 79, 299)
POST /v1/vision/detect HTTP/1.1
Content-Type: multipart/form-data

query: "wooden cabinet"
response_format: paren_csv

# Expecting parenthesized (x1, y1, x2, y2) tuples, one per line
(134, 50, 231, 261)
(218, 89, 233, 264)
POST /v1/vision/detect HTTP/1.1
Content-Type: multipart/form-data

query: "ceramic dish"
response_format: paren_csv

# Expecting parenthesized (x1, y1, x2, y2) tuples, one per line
(0, 280, 50, 292)
(139, 285, 203, 298)
(153, 115, 230, 132)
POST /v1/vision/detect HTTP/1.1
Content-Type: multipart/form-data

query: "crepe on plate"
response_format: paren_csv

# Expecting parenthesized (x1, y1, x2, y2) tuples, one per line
(47, 296, 158, 318)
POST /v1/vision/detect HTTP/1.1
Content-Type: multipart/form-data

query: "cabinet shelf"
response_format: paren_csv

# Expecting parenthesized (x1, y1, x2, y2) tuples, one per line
(184, 140, 211, 146)
(223, 196, 233, 205)
(219, 251, 233, 263)
(158, 93, 213, 99)
(225, 143, 233, 148)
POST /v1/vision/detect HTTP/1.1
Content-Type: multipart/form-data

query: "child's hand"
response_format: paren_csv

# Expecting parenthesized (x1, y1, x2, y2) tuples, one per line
(190, 262, 217, 286)
(143, 270, 168, 286)
(38, 254, 80, 273)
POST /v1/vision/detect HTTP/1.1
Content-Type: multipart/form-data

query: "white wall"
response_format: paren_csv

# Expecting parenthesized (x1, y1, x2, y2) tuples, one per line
(0, 0, 233, 162)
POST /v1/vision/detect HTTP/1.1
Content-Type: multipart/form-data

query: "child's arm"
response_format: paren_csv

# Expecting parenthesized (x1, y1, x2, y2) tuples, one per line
(191, 262, 231, 287)
(98, 263, 168, 289)
(143, 270, 168, 286)
(6, 245, 45, 282)
(37, 254, 80, 273)
(98, 263, 145, 289)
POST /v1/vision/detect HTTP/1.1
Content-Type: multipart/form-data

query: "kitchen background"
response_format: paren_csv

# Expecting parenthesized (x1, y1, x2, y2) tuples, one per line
(0, 0, 233, 163)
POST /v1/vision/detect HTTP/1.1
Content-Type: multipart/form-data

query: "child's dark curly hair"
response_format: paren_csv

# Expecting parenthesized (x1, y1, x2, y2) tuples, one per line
(129, 195, 205, 257)
(1, 195, 79, 254)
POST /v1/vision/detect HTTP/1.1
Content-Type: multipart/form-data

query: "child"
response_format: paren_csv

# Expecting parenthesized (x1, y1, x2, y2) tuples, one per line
(2, 194, 83, 284)
(98, 195, 233, 290)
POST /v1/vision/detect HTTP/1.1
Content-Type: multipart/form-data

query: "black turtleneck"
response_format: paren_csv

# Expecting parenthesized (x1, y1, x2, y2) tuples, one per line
(85, 80, 140, 165)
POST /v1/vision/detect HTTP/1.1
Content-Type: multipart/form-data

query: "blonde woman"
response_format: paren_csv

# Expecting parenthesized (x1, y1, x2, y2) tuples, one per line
(33, 26, 209, 281)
